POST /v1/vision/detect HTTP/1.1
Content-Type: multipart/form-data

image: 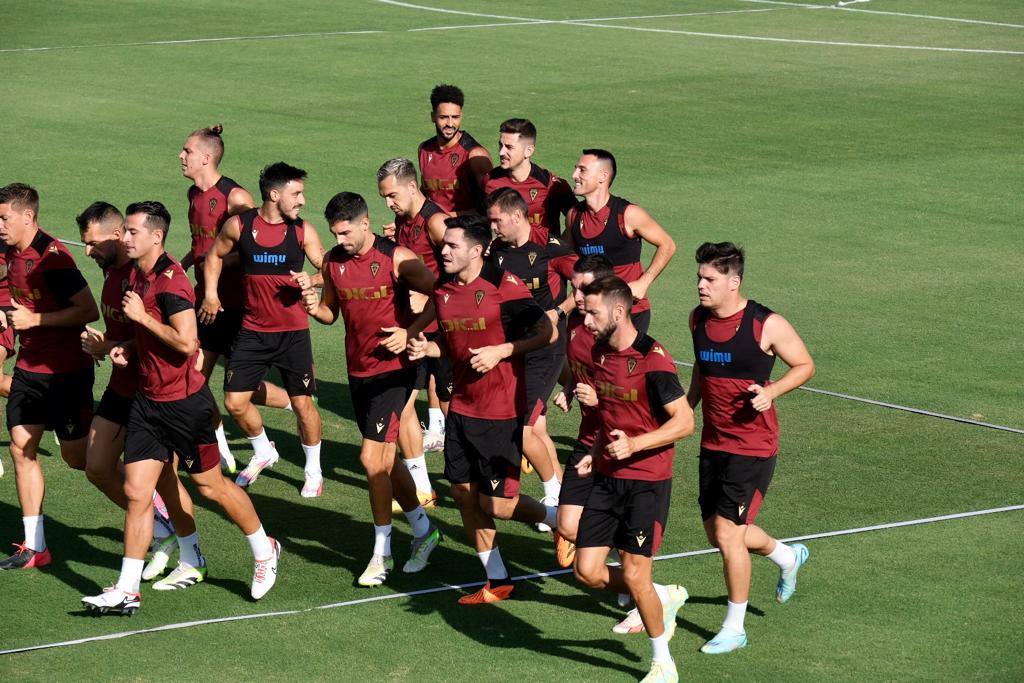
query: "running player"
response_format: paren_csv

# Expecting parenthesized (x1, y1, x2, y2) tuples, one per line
(484, 188, 577, 531)
(82, 201, 280, 615)
(378, 157, 448, 494)
(688, 242, 815, 654)
(201, 162, 325, 497)
(563, 149, 677, 336)
(407, 215, 558, 604)
(178, 124, 290, 473)
(302, 192, 442, 586)
(482, 118, 575, 244)
(572, 275, 693, 683)
(0, 183, 99, 570)
(0, 246, 11, 477)
(417, 84, 492, 214)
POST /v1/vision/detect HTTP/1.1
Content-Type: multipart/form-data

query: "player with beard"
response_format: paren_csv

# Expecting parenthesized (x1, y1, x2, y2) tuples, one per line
(178, 124, 290, 473)
(417, 84, 492, 214)
(688, 242, 815, 654)
(563, 149, 677, 336)
(482, 118, 575, 244)
(82, 201, 279, 615)
(407, 215, 558, 604)
(201, 162, 326, 498)
(573, 275, 693, 683)
(0, 183, 99, 570)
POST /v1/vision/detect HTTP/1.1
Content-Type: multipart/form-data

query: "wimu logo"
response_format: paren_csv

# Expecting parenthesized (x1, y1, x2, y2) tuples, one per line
(253, 252, 287, 266)
(700, 348, 732, 364)
(578, 244, 605, 256)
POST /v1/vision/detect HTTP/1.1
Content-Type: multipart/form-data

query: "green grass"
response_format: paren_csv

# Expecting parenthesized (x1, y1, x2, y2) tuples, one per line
(1, 0, 1022, 679)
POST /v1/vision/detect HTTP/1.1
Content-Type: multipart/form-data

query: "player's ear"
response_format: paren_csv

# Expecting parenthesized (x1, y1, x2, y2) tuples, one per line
(729, 274, 741, 291)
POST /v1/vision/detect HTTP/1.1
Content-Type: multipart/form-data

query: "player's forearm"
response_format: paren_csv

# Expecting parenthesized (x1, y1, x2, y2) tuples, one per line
(642, 239, 677, 289)
(137, 315, 197, 356)
(766, 361, 815, 400)
(422, 341, 441, 359)
(310, 303, 336, 325)
(39, 302, 99, 328)
(406, 305, 436, 340)
(510, 318, 555, 357)
(686, 384, 702, 408)
(628, 411, 694, 454)
(203, 254, 223, 300)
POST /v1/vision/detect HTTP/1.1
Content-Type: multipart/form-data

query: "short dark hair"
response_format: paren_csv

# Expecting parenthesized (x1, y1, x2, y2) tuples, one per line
(324, 192, 368, 225)
(376, 157, 418, 185)
(581, 274, 633, 314)
(484, 187, 527, 216)
(444, 214, 491, 251)
(430, 84, 464, 111)
(76, 201, 123, 233)
(573, 254, 614, 279)
(0, 183, 40, 215)
(695, 241, 745, 279)
(190, 123, 225, 165)
(582, 148, 617, 186)
(499, 118, 536, 143)
(125, 201, 172, 241)
(259, 162, 307, 202)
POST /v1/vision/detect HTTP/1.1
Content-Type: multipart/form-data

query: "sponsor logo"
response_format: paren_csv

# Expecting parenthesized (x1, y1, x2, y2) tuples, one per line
(635, 533, 647, 548)
(376, 420, 385, 434)
(441, 316, 487, 332)
(163, 268, 174, 279)
(490, 479, 500, 490)
(596, 380, 638, 402)
(101, 301, 128, 324)
(48, 245, 59, 254)
(548, 238, 561, 246)
(252, 252, 287, 266)
(738, 504, 746, 518)
(698, 348, 730, 364)
(10, 285, 42, 301)
(497, 255, 503, 266)
(369, 261, 380, 278)
(338, 263, 346, 275)
(190, 223, 216, 239)
(474, 290, 485, 306)
(524, 277, 541, 290)
(568, 358, 592, 379)
(302, 374, 311, 388)
(443, 292, 451, 304)
(252, 228, 259, 239)
(340, 285, 389, 301)
(652, 345, 665, 357)
(505, 275, 516, 284)
(578, 244, 605, 256)
(0, 264, 6, 279)
(423, 178, 457, 192)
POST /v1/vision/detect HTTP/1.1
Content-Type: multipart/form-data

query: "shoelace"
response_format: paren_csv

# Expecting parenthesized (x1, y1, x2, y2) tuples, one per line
(11, 542, 30, 555)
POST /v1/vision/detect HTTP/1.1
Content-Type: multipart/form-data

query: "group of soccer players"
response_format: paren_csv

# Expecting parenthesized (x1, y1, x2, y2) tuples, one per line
(0, 83, 816, 682)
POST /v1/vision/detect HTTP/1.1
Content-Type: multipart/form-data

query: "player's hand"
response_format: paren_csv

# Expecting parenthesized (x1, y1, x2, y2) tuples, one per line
(546, 309, 559, 326)
(9, 301, 40, 330)
(109, 344, 131, 367)
(290, 270, 312, 291)
(627, 279, 649, 302)
(198, 295, 222, 325)
(575, 454, 593, 478)
(81, 325, 107, 360)
(194, 348, 205, 372)
(554, 388, 573, 413)
(379, 326, 408, 354)
(301, 286, 319, 314)
(121, 291, 147, 323)
(574, 382, 598, 407)
(407, 332, 429, 361)
(747, 383, 775, 412)
(381, 222, 396, 240)
(0, 309, 8, 330)
(469, 345, 507, 374)
(605, 429, 634, 460)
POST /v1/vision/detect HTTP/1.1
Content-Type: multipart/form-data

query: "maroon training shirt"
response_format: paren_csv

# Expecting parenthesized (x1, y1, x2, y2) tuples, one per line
(483, 163, 575, 244)
(418, 131, 486, 214)
(187, 176, 246, 309)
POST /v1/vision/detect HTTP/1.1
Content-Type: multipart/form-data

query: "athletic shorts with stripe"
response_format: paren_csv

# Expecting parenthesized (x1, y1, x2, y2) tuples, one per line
(443, 411, 522, 499)
(576, 475, 672, 557)
(698, 447, 776, 525)
(124, 386, 221, 475)
(349, 367, 416, 443)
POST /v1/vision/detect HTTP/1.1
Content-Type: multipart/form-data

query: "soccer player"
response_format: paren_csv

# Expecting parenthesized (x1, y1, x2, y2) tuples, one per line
(178, 124, 290, 473)
(407, 215, 558, 604)
(482, 118, 576, 244)
(201, 162, 326, 497)
(378, 157, 449, 490)
(572, 275, 693, 683)
(0, 183, 99, 570)
(563, 149, 677, 336)
(0, 248, 12, 477)
(417, 84, 492, 214)
(485, 188, 577, 531)
(687, 242, 815, 654)
(302, 192, 442, 585)
(82, 201, 280, 614)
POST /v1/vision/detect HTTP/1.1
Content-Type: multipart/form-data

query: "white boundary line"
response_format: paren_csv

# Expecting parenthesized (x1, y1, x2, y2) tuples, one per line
(0, 30, 383, 55)
(1, 503, 1020, 656)
(740, 0, 1024, 29)
(672, 360, 1024, 434)
(407, 9, 786, 33)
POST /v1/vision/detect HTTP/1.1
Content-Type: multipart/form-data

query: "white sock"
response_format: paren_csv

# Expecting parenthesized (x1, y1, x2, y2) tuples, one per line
(116, 557, 145, 594)
(23, 515, 45, 552)
(214, 422, 232, 458)
(542, 504, 558, 529)
(247, 429, 274, 459)
(653, 583, 668, 602)
(177, 532, 205, 568)
(373, 524, 392, 557)
(428, 408, 444, 433)
(766, 540, 797, 571)
(404, 455, 432, 492)
(650, 633, 673, 665)
(723, 600, 748, 634)
(542, 475, 561, 501)
(284, 401, 294, 412)
(477, 547, 509, 581)
(302, 441, 322, 478)
(246, 525, 273, 560)
(404, 506, 431, 538)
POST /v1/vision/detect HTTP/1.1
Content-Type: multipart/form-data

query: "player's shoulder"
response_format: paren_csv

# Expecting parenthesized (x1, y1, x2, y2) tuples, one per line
(152, 252, 190, 292)
(421, 199, 447, 220)
(748, 299, 776, 323)
(34, 230, 77, 267)
(545, 235, 572, 255)
(528, 163, 552, 186)
(418, 136, 437, 153)
(217, 175, 244, 196)
(459, 131, 484, 152)
(632, 334, 676, 370)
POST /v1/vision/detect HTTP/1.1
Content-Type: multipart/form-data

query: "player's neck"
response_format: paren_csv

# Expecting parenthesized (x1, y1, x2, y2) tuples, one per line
(510, 160, 532, 183)
(437, 130, 462, 150)
(509, 227, 530, 248)
(710, 296, 747, 319)
(259, 202, 285, 224)
(14, 225, 40, 252)
(192, 169, 221, 193)
(455, 259, 483, 285)
(409, 193, 426, 218)
(355, 236, 375, 258)
(112, 248, 131, 270)
(135, 247, 165, 274)
(608, 322, 639, 352)
(584, 188, 611, 213)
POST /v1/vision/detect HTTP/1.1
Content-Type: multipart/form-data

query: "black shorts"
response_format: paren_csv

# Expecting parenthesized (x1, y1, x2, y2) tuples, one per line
(124, 386, 220, 475)
(198, 306, 244, 357)
(577, 474, 671, 557)
(444, 411, 522, 498)
(350, 367, 416, 443)
(524, 351, 564, 427)
(559, 440, 595, 507)
(631, 309, 651, 337)
(413, 333, 452, 401)
(226, 327, 316, 396)
(95, 387, 134, 427)
(6, 366, 94, 440)
(698, 447, 776, 525)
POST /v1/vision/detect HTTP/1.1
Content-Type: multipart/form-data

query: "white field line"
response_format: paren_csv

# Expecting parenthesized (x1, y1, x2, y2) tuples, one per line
(0, 503, 1019, 656)
(739, 0, 1024, 28)
(407, 9, 786, 33)
(672, 360, 1024, 434)
(0, 30, 383, 55)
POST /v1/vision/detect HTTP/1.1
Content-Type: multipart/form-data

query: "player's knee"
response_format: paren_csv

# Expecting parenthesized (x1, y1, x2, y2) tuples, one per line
(85, 459, 114, 487)
(450, 484, 476, 510)
(193, 479, 224, 503)
(573, 560, 602, 588)
(621, 562, 650, 591)
(359, 450, 387, 476)
(123, 480, 153, 507)
(223, 393, 249, 416)
(480, 495, 514, 520)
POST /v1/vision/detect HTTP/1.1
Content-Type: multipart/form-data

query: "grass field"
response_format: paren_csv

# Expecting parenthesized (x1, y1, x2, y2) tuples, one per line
(2, 1, 1022, 680)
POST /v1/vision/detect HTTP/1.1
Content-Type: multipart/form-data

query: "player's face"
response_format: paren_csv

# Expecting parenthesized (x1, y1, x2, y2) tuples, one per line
(440, 227, 475, 275)
(487, 205, 519, 242)
(330, 216, 369, 255)
(273, 180, 305, 220)
(432, 102, 462, 142)
(583, 292, 618, 344)
(697, 263, 739, 309)
(81, 221, 123, 270)
(0, 203, 31, 246)
(378, 175, 415, 217)
(498, 133, 531, 170)
(572, 155, 601, 196)
(179, 136, 206, 179)
(572, 272, 596, 313)
(122, 213, 162, 261)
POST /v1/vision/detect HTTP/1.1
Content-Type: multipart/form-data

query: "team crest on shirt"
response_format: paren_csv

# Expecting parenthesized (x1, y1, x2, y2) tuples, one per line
(370, 262, 380, 278)
(120, 278, 130, 293)
(209, 198, 218, 214)
(474, 290, 485, 306)
(652, 345, 665, 356)
(627, 358, 638, 375)
(527, 252, 537, 266)
(450, 153, 460, 167)
(530, 189, 539, 201)
(25, 259, 34, 273)
(412, 226, 421, 241)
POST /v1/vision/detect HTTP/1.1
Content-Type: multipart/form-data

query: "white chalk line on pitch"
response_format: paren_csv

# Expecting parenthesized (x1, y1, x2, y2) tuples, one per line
(1, 503, 1021, 657)
(0, 30, 384, 54)
(739, 0, 1024, 29)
